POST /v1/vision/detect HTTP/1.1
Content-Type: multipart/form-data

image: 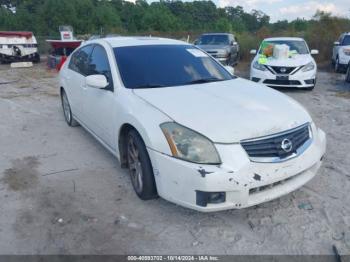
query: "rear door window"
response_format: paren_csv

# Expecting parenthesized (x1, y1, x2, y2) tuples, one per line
(69, 45, 93, 76)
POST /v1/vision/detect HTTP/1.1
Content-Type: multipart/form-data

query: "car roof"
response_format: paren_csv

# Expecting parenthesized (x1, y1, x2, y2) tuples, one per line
(85, 36, 190, 48)
(263, 37, 305, 42)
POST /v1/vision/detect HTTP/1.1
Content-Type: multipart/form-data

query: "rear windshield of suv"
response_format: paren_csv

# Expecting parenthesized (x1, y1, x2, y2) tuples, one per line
(113, 45, 233, 89)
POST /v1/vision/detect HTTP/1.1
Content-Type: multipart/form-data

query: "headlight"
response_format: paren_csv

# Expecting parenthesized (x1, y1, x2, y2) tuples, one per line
(252, 60, 267, 71)
(160, 122, 221, 164)
(216, 51, 229, 58)
(302, 61, 315, 72)
(343, 48, 350, 56)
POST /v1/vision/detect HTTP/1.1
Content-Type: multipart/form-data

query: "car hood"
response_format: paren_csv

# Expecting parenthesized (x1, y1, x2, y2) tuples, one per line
(133, 78, 312, 143)
(340, 45, 350, 51)
(197, 45, 230, 52)
(253, 54, 314, 67)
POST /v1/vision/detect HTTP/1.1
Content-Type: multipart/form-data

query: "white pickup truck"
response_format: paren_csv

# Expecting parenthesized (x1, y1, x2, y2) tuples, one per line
(332, 32, 350, 73)
(0, 31, 40, 63)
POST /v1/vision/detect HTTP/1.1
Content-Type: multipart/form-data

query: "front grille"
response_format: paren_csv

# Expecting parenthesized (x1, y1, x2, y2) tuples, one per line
(270, 66, 296, 74)
(241, 123, 311, 161)
(263, 79, 301, 86)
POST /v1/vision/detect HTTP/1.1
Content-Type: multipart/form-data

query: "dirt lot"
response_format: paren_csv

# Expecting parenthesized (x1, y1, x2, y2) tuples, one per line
(0, 61, 349, 255)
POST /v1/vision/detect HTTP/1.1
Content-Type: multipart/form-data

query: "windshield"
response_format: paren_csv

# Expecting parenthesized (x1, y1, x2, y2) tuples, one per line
(197, 35, 229, 45)
(259, 40, 309, 55)
(343, 35, 350, 46)
(114, 45, 233, 89)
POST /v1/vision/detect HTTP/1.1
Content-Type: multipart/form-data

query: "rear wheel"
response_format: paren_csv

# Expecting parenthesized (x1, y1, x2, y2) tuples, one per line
(32, 53, 40, 63)
(127, 129, 158, 200)
(61, 90, 79, 127)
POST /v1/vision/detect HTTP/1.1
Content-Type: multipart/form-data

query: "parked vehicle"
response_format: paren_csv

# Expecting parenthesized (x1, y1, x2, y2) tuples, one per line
(250, 37, 318, 90)
(332, 32, 350, 73)
(194, 33, 239, 66)
(0, 31, 40, 63)
(59, 37, 326, 212)
(46, 26, 83, 70)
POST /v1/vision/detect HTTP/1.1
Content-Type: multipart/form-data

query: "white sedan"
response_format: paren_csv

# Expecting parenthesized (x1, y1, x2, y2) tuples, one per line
(250, 37, 318, 90)
(59, 37, 326, 212)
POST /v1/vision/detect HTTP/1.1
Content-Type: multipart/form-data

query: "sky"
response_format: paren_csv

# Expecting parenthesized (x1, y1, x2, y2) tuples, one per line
(214, 0, 349, 22)
(142, 0, 350, 22)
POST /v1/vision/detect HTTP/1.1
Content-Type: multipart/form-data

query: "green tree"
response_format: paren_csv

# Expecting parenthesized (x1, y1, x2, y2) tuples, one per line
(141, 3, 180, 32)
(214, 18, 232, 32)
(93, 1, 122, 34)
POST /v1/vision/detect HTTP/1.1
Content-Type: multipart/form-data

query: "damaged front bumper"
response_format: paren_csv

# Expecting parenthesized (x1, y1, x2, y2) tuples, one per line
(148, 127, 326, 212)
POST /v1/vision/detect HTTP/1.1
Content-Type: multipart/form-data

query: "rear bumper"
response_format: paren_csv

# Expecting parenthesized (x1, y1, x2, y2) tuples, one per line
(148, 127, 326, 212)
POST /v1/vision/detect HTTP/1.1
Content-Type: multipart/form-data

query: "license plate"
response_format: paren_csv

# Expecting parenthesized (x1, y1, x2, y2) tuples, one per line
(276, 75, 289, 81)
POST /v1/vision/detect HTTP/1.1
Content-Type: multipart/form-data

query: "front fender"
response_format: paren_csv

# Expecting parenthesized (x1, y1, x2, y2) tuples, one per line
(114, 90, 173, 158)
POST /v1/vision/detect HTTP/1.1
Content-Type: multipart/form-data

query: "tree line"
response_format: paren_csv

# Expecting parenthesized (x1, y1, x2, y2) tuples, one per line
(0, 0, 349, 61)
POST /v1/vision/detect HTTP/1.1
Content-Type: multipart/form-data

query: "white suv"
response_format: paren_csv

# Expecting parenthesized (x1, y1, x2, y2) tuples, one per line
(332, 32, 350, 73)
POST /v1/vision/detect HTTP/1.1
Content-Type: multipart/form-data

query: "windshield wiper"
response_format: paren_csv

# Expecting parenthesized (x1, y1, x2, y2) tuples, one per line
(133, 83, 167, 89)
(186, 77, 225, 85)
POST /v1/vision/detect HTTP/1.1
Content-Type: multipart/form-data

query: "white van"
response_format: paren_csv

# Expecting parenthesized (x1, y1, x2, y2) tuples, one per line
(0, 31, 40, 63)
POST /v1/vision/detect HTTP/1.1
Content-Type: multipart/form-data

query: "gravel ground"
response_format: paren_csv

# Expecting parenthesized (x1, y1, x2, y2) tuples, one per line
(0, 62, 349, 255)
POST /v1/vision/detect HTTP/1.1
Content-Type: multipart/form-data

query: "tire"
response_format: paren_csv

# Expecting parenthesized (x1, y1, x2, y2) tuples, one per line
(127, 129, 158, 200)
(225, 54, 232, 66)
(234, 52, 240, 66)
(60, 89, 79, 127)
(335, 57, 343, 73)
(346, 65, 350, 83)
(32, 53, 40, 63)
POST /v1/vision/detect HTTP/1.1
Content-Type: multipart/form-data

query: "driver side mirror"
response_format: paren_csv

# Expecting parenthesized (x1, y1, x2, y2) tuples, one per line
(86, 74, 108, 89)
(310, 49, 319, 55)
(194, 39, 199, 45)
(334, 41, 340, 46)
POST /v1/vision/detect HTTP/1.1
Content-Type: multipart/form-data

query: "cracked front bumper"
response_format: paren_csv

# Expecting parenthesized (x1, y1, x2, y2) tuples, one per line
(148, 127, 326, 212)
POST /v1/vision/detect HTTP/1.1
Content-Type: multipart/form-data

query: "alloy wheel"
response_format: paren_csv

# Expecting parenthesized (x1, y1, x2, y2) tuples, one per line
(62, 92, 71, 123)
(127, 136, 143, 194)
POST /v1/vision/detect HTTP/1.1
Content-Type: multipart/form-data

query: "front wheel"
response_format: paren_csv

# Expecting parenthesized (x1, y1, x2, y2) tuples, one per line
(346, 65, 350, 83)
(335, 57, 342, 73)
(61, 90, 79, 127)
(127, 130, 158, 200)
